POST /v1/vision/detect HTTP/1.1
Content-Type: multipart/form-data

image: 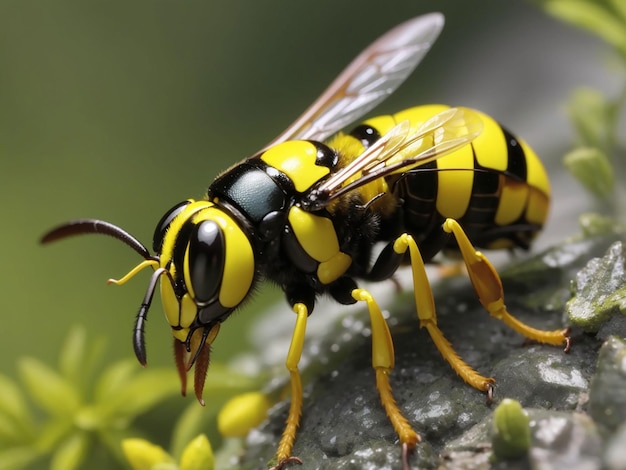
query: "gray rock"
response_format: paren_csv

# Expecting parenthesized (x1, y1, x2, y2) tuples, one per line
(238, 229, 625, 469)
(588, 336, 626, 436)
(567, 242, 626, 334)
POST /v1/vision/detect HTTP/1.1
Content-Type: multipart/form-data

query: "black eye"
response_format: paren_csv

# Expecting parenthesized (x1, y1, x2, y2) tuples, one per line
(152, 201, 190, 253)
(188, 220, 225, 305)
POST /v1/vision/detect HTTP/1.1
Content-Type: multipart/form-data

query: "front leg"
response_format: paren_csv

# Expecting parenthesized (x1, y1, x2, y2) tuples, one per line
(352, 288, 420, 470)
(270, 301, 308, 470)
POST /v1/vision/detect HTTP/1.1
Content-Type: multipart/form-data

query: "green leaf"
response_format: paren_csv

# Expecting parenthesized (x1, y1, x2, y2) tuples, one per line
(0, 413, 29, 443)
(36, 419, 74, 454)
(97, 369, 180, 422)
(539, 0, 626, 53)
(610, 0, 626, 23)
(97, 427, 138, 465)
(121, 438, 174, 470)
(0, 374, 33, 429)
(563, 147, 615, 200)
(179, 434, 214, 470)
(567, 88, 614, 151)
(93, 359, 138, 404)
(492, 398, 531, 460)
(170, 364, 263, 458)
(170, 402, 215, 460)
(199, 363, 264, 395)
(579, 213, 626, 237)
(58, 326, 87, 386)
(217, 392, 270, 438)
(18, 358, 81, 416)
(0, 445, 42, 470)
(50, 432, 90, 470)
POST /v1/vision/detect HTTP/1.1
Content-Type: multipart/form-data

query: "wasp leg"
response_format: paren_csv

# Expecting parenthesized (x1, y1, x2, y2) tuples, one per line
(442, 219, 570, 349)
(352, 288, 419, 470)
(393, 233, 496, 394)
(270, 302, 308, 470)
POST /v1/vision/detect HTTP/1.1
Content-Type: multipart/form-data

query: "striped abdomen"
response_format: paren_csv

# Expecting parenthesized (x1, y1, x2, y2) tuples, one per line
(357, 105, 550, 251)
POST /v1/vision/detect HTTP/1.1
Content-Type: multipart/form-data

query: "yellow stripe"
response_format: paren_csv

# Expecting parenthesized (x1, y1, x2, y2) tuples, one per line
(494, 179, 529, 225)
(472, 112, 507, 172)
(525, 187, 550, 226)
(521, 138, 550, 196)
(435, 144, 474, 219)
(520, 138, 550, 225)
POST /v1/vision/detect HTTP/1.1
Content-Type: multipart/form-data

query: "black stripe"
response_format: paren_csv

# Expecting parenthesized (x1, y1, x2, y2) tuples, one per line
(311, 141, 339, 170)
(502, 127, 527, 182)
(172, 218, 196, 295)
(349, 124, 381, 148)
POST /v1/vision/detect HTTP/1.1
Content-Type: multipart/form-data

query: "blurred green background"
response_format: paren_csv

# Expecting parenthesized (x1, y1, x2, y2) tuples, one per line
(0, 0, 614, 465)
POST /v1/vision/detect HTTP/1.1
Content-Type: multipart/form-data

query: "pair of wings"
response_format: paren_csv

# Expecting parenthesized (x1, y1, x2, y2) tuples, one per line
(254, 13, 483, 210)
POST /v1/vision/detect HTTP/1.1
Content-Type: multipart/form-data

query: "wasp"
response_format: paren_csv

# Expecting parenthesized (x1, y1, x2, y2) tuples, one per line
(42, 13, 570, 470)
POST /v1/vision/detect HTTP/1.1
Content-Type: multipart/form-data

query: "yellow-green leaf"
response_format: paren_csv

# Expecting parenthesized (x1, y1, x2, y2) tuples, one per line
(0, 374, 32, 425)
(542, 0, 626, 52)
(0, 412, 28, 443)
(170, 402, 214, 460)
(50, 432, 90, 470)
(218, 392, 271, 438)
(58, 326, 87, 385)
(36, 419, 74, 454)
(98, 369, 180, 421)
(170, 365, 263, 458)
(93, 359, 137, 404)
(609, 0, 626, 23)
(0, 445, 42, 469)
(122, 438, 174, 470)
(567, 88, 613, 150)
(492, 398, 531, 460)
(179, 434, 214, 470)
(563, 147, 615, 200)
(18, 358, 81, 416)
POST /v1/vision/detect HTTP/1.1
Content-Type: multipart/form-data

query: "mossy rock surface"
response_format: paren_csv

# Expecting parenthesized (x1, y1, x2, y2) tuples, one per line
(238, 229, 625, 469)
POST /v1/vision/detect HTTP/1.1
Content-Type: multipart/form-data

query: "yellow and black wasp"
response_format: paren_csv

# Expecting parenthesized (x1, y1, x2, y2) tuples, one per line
(42, 13, 570, 470)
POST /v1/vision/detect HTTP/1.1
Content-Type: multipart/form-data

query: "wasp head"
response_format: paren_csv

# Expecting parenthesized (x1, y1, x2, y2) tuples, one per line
(41, 198, 256, 405)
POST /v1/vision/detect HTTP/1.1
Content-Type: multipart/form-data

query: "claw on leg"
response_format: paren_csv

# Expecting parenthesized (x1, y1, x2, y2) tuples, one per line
(269, 456, 303, 470)
(401, 442, 412, 470)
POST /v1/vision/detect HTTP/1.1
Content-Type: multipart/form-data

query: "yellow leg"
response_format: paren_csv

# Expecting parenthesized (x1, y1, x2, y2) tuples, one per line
(352, 288, 419, 470)
(442, 219, 570, 350)
(394, 233, 495, 394)
(270, 303, 308, 470)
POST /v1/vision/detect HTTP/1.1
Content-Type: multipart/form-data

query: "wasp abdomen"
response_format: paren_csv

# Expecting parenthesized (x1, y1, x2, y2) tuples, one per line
(352, 105, 550, 251)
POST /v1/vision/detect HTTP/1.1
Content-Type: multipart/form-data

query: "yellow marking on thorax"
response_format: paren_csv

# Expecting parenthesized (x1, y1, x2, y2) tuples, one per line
(288, 206, 352, 284)
(261, 141, 329, 192)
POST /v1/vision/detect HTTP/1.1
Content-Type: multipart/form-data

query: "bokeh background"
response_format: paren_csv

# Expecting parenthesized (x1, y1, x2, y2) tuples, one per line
(0, 0, 617, 466)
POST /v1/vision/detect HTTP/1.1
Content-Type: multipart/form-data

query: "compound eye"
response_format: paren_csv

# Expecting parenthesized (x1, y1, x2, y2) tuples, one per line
(187, 220, 225, 305)
(153, 200, 191, 253)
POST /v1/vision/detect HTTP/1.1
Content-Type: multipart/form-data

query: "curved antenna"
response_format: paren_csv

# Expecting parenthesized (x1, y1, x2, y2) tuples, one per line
(262, 12, 445, 149)
(42, 218, 164, 366)
(133, 267, 169, 366)
(41, 219, 154, 260)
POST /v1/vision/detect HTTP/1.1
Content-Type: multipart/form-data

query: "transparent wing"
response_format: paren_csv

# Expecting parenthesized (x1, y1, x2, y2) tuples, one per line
(302, 107, 484, 211)
(261, 13, 445, 150)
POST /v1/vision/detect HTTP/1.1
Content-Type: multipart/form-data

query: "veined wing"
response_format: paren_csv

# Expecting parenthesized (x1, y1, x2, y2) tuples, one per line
(262, 13, 444, 150)
(302, 107, 484, 211)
